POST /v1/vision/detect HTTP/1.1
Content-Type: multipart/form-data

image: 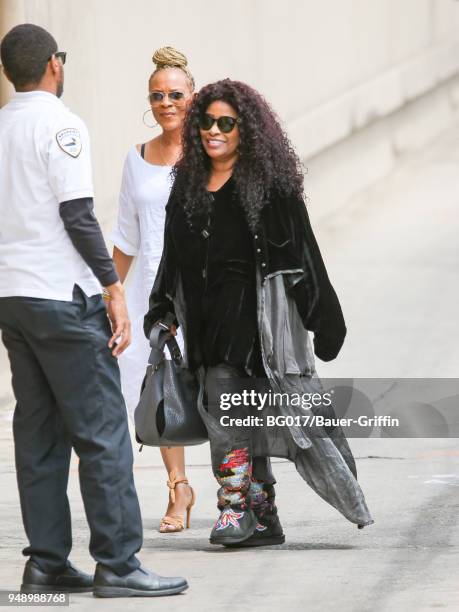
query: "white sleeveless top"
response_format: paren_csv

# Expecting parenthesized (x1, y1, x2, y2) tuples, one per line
(110, 145, 184, 417)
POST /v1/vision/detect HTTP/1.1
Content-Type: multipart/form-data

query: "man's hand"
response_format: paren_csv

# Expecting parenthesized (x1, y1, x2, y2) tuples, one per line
(105, 281, 131, 357)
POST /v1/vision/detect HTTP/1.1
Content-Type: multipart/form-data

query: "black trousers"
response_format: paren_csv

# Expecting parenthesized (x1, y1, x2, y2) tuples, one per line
(0, 286, 142, 575)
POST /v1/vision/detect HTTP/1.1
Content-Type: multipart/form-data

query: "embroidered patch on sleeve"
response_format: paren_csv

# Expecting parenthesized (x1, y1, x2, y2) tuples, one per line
(56, 128, 82, 158)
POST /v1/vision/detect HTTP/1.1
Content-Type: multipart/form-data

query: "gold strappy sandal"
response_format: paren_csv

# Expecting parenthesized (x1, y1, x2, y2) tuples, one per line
(159, 469, 196, 533)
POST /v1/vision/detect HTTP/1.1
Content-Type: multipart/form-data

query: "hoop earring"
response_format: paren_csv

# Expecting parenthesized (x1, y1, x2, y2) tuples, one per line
(143, 108, 158, 128)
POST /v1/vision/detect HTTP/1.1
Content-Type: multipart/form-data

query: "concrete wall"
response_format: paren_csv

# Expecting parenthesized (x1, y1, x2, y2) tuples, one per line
(1, 0, 459, 227)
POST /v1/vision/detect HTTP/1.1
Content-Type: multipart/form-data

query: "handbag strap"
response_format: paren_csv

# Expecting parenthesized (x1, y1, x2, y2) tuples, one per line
(148, 318, 183, 367)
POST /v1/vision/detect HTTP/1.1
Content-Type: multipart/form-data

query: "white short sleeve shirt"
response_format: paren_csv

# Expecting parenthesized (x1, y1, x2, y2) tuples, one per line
(0, 91, 101, 300)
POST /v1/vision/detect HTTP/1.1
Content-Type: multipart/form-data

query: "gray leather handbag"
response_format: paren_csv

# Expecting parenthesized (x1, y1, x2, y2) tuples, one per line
(134, 319, 208, 447)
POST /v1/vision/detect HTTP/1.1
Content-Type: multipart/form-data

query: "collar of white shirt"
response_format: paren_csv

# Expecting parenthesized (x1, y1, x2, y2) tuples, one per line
(11, 90, 62, 105)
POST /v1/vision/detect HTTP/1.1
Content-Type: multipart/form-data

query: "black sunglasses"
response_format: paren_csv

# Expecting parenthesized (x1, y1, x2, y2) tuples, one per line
(198, 114, 241, 134)
(49, 51, 67, 65)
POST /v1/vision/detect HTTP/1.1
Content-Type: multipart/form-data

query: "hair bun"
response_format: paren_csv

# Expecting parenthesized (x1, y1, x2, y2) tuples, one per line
(152, 46, 188, 70)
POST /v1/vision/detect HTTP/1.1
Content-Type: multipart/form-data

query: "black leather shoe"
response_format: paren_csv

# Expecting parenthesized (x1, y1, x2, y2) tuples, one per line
(21, 560, 93, 593)
(93, 564, 188, 598)
(209, 505, 257, 545)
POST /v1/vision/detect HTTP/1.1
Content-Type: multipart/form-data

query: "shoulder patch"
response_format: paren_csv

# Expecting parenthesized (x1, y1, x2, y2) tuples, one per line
(56, 128, 82, 158)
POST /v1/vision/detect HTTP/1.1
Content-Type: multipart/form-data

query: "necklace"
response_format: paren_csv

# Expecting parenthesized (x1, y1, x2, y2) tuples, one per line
(158, 135, 180, 166)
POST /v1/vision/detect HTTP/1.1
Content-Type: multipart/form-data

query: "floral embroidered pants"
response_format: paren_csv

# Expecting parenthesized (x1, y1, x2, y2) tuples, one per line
(204, 364, 277, 515)
(215, 447, 276, 523)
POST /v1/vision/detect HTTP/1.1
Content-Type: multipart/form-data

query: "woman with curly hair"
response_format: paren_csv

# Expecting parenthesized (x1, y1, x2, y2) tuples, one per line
(145, 79, 373, 547)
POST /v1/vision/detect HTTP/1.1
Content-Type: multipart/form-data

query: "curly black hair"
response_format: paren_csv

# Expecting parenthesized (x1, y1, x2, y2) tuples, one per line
(172, 79, 304, 231)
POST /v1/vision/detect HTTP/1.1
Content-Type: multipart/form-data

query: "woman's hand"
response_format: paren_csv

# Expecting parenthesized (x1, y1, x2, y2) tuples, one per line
(154, 320, 177, 338)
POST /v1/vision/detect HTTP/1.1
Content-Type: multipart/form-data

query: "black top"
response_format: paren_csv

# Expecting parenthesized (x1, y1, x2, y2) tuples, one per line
(145, 173, 346, 364)
(170, 178, 263, 374)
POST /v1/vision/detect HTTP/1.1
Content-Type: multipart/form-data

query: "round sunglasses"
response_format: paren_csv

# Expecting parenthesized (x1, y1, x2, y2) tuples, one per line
(198, 114, 241, 134)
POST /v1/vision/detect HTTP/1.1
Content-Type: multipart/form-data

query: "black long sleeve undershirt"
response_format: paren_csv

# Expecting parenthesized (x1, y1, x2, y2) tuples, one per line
(59, 197, 119, 287)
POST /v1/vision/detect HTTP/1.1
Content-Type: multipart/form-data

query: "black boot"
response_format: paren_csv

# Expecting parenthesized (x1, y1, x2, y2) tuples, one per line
(209, 447, 257, 545)
(224, 483, 285, 548)
(21, 560, 93, 593)
(209, 504, 257, 545)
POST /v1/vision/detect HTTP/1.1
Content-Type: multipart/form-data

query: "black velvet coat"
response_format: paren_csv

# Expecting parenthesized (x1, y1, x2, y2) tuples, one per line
(143, 186, 375, 528)
(144, 185, 346, 364)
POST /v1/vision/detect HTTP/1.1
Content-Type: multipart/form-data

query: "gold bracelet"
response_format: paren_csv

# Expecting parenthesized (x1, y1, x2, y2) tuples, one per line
(102, 289, 111, 301)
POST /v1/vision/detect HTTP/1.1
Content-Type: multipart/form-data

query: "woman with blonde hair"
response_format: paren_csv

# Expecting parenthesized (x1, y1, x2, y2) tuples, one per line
(110, 47, 195, 533)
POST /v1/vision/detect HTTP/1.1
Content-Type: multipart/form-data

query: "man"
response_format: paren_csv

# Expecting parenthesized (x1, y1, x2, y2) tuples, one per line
(0, 23, 187, 598)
